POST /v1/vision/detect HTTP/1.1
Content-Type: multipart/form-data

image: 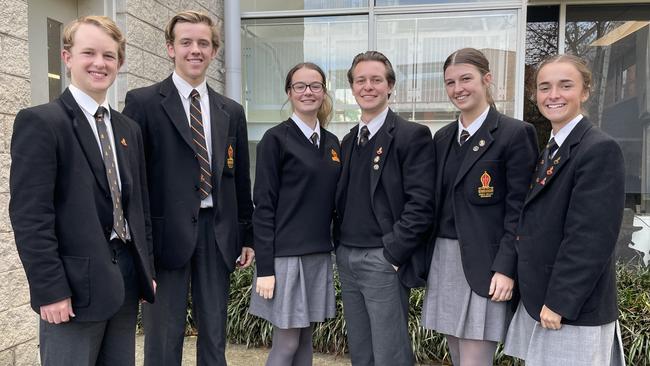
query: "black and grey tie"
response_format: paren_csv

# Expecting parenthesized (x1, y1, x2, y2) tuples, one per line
(190, 89, 212, 200)
(459, 129, 470, 146)
(310, 132, 318, 146)
(94, 107, 128, 242)
(358, 126, 370, 147)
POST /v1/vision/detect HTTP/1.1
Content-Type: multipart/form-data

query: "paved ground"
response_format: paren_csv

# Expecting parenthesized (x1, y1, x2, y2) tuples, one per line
(135, 336, 444, 365)
(135, 335, 352, 365)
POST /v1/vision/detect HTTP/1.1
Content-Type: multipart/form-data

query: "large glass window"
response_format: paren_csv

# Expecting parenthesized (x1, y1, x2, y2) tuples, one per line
(376, 10, 519, 133)
(524, 5, 559, 145)
(565, 4, 650, 265)
(376, 0, 509, 5)
(525, 4, 650, 266)
(47, 18, 63, 102)
(241, 0, 366, 12)
(242, 16, 368, 140)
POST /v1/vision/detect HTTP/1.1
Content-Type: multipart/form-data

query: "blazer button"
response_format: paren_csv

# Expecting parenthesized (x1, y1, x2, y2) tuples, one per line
(191, 216, 198, 223)
(112, 257, 118, 264)
(515, 235, 520, 241)
(194, 185, 200, 191)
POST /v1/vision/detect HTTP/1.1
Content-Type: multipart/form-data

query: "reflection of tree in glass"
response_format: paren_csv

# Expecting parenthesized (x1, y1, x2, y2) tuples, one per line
(524, 21, 558, 148)
(565, 21, 622, 126)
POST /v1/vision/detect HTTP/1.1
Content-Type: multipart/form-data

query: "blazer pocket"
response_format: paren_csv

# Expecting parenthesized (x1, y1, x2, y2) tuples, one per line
(466, 160, 505, 206)
(223, 137, 236, 177)
(61, 256, 90, 308)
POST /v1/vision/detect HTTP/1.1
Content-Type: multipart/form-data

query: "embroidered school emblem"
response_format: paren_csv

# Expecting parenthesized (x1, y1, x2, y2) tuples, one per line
(120, 138, 127, 147)
(478, 171, 494, 198)
(331, 149, 340, 163)
(227, 144, 234, 168)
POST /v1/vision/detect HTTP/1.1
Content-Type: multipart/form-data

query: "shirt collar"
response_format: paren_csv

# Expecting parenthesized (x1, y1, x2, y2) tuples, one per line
(68, 84, 110, 119)
(457, 106, 489, 142)
(550, 114, 584, 148)
(357, 107, 389, 139)
(291, 113, 321, 141)
(172, 71, 208, 99)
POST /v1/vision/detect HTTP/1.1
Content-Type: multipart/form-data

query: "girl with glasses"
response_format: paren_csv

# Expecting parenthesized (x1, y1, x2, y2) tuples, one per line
(249, 62, 341, 366)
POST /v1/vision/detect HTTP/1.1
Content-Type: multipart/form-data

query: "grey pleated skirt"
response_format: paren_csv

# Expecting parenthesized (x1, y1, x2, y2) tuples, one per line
(421, 237, 508, 342)
(249, 252, 336, 329)
(504, 301, 626, 366)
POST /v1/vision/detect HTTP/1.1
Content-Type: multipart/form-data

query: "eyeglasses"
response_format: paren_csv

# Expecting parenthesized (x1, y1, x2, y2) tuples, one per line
(290, 82, 325, 93)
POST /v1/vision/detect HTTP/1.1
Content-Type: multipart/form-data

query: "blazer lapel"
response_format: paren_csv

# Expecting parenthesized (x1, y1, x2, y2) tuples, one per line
(208, 87, 230, 189)
(110, 111, 132, 207)
(335, 125, 357, 219)
(370, 112, 395, 203)
(61, 89, 110, 195)
(525, 118, 593, 205)
(434, 123, 456, 206)
(454, 108, 498, 186)
(159, 76, 195, 151)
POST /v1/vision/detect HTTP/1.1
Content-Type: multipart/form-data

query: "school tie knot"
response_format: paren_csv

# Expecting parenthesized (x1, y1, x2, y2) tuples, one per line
(459, 129, 470, 146)
(359, 126, 370, 147)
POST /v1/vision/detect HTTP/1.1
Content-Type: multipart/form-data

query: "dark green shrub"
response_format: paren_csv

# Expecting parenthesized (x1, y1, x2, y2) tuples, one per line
(146, 263, 649, 365)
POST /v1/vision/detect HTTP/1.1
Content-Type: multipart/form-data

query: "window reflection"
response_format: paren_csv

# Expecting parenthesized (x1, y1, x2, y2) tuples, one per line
(241, 16, 368, 140)
(375, 10, 518, 134)
(241, 0, 366, 12)
(524, 6, 559, 147)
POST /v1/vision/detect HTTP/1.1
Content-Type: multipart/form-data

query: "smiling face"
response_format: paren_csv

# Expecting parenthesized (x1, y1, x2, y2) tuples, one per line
(288, 67, 325, 123)
(444, 63, 491, 123)
(536, 61, 589, 129)
(350, 60, 393, 122)
(62, 23, 120, 103)
(167, 21, 217, 87)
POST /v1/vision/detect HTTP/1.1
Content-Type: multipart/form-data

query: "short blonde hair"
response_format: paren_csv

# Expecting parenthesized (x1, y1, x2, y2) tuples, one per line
(165, 10, 220, 50)
(63, 16, 125, 66)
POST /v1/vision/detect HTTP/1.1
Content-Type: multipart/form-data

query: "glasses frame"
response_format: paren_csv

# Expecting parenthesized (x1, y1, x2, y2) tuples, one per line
(290, 81, 325, 93)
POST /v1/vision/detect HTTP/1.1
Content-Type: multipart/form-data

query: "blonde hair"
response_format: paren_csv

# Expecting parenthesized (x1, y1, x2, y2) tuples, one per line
(63, 16, 125, 66)
(165, 10, 220, 50)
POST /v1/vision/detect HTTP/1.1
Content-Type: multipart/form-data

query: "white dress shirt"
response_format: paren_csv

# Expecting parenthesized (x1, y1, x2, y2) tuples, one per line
(357, 107, 389, 142)
(69, 84, 130, 240)
(172, 71, 214, 208)
(457, 106, 490, 144)
(291, 113, 321, 147)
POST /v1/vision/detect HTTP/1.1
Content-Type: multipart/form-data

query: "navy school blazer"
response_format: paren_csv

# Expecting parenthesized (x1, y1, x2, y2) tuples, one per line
(123, 75, 254, 272)
(334, 109, 435, 288)
(10, 88, 155, 320)
(516, 117, 624, 326)
(429, 107, 538, 297)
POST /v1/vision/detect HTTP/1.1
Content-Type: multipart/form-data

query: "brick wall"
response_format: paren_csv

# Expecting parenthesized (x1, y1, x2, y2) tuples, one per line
(0, 0, 226, 364)
(116, 0, 226, 109)
(0, 0, 40, 364)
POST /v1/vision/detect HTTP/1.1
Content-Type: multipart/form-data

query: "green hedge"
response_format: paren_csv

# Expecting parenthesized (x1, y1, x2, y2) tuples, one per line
(181, 264, 650, 365)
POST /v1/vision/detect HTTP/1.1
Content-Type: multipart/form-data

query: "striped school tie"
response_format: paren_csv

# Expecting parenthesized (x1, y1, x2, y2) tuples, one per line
(190, 89, 212, 199)
(94, 107, 128, 242)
